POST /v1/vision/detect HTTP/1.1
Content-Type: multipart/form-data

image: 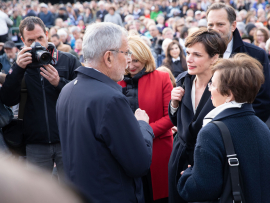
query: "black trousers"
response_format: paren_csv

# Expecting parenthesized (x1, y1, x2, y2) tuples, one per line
(0, 33, 9, 43)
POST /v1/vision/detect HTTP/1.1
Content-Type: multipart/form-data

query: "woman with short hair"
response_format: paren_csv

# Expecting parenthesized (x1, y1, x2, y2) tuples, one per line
(168, 28, 227, 202)
(118, 35, 174, 203)
(177, 53, 270, 202)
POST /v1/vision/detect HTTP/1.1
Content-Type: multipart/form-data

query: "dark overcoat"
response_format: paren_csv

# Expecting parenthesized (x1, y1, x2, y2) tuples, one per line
(231, 29, 270, 122)
(168, 74, 215, 203)
(56, 67, 154, 203)
(178, 104, 270, 203)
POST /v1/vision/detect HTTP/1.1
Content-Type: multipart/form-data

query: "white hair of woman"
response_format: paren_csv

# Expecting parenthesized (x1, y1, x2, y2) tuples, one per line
(83, 22, 127, 66)
(57, 28, 68, 37)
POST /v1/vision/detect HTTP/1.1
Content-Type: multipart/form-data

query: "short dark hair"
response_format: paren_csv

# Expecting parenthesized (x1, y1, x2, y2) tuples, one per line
(19, 17, 46, 39)
(212, 53, 264, 103)
(26, 5, 31, 9)
(51, 34, 60, 39)
(206, 3, 236, 25)
(185, 27, 227, 58)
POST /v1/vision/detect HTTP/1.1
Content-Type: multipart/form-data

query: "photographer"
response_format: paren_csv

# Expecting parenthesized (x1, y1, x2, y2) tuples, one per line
(0, 17, 81, 176)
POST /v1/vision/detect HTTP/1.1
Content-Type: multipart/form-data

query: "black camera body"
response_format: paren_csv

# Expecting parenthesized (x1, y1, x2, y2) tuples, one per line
(26, 42, 52, 68)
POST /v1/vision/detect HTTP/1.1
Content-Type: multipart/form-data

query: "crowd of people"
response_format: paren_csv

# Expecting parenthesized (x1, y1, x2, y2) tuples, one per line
(0, 0, 270, 203)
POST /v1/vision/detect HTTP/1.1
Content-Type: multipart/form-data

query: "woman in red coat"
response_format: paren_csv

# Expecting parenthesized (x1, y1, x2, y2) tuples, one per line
(118, 35, 173, 203)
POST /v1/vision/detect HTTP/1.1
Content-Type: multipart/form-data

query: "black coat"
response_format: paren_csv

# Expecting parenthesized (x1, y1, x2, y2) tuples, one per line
(168, 74, 215, 203)
(231, 29, 270, 122)
(56, 67, 154, 203)
(0, 51, 81, 144)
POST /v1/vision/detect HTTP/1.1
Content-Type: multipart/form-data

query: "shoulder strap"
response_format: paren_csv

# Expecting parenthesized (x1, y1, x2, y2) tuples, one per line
(175, 71, 188, 88)
(211, 121, 242, 203)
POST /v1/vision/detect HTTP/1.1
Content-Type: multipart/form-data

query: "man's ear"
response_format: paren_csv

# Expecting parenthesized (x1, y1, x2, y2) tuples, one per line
(103, 51, 114, 68)
(231, 21, 237, 33)
(21, 36, 25, 44)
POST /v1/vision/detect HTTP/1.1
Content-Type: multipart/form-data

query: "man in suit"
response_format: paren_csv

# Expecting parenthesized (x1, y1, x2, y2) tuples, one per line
(207, 3, 270, 122)
(56, 22, 154, 203)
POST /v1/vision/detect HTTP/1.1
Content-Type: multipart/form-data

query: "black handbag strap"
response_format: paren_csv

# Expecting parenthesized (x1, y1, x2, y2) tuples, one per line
(211, 121, 242, 203)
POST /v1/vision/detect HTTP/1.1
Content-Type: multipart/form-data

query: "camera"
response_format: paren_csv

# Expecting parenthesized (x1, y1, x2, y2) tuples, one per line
(26, 42, 52, 68)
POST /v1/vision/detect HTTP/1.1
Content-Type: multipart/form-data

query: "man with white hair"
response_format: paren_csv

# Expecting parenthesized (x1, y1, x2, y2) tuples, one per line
(57, 28, 69, 45)
(56, 22, 154, 203)
(70, 26, 81, 49)
(96, 1, 108, 22)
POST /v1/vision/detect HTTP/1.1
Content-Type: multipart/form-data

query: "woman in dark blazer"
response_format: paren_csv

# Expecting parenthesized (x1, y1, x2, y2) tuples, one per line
(168, 28, 227, 203)
(118, 35, 174, 203)
(178, 53, 270, 202)
(162, 40, 187, 78)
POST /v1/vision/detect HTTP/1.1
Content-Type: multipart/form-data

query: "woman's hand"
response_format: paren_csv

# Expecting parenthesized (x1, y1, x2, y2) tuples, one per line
(171, 87, 185, 108)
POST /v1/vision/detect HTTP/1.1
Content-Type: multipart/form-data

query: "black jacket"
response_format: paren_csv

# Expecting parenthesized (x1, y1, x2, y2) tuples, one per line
(164, 60, 185, 78)
(231, 29, 270, 122)
(0, 50, 81, 144)
(56, 67, 154, 203)
(168, 74, 215, 203)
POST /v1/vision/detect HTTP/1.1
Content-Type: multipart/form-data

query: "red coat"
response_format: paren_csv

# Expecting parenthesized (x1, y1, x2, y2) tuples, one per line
(118, 70, 174, 200)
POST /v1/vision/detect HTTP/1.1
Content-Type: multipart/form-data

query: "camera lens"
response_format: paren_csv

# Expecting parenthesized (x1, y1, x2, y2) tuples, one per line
(36, 51, 52, 65)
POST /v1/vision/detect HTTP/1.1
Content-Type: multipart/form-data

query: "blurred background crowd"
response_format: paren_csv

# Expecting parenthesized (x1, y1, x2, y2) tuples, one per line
(1, 0, 270, 74)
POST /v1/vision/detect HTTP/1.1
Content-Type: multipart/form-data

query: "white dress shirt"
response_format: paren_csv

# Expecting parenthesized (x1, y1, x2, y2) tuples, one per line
(223, 38, 234, 59)
(0, 10, 13, 35)
(172, 57, 180, 63)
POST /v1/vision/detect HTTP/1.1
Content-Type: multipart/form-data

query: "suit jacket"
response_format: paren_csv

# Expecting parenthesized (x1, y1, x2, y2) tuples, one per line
(56, 67, 154, 203)
(168, 74, 215, 203)
(178, 104, 270, 203)
(231, 29, 270, 122)
(119, 70, 174, 200)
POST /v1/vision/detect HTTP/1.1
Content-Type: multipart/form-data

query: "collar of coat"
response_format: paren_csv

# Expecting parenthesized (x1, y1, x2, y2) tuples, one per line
(212, 103, 254, 121)
(231, 28, 244, 54)
(75, 66, 122, 93)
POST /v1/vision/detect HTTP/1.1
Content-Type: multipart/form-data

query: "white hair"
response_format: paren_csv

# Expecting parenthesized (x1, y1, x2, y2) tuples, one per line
(57, 28, 67, 37)
(70, 26, 81, 34)
(237, 22, 247, 35)
(125, 15, 134, 22)
(162, 38, 172, 52)
(98, 1, 105, 6)
(83, 22, 127, 66)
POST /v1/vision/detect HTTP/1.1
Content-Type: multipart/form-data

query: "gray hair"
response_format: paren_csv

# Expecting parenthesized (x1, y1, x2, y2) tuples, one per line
(140, 36, 151, 47)
(70, 26, 81, 34)
(237, 22, 247, 35)
(83, 22, 127, 66)
(57, 28, 67, 37)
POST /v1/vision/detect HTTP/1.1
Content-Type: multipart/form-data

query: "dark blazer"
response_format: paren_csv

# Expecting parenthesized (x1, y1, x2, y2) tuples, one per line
(56, 67, 154, 203)
(168, 74, 215, 203)
(178, 104, 270, 203)
(231, 29, 270, 122)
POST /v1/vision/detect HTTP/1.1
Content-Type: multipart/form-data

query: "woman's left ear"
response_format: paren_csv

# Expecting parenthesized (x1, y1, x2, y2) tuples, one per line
(226, 91, 235, 102)
(211, 54, 219, 66)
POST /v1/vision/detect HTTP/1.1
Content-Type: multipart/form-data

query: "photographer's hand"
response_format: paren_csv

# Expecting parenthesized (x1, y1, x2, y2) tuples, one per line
(16, 47, 32, 69)
(40, 64, 60, 87)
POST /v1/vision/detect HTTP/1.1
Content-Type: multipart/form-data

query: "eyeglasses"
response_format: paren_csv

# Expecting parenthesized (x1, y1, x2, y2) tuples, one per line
(208, 82, 217, 90)
(109, 49, 132, 58)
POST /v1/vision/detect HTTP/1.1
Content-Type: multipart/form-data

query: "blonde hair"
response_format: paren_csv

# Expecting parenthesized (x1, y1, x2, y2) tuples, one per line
(157, 66, 176, 87)
(127, 35, 156, 74)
